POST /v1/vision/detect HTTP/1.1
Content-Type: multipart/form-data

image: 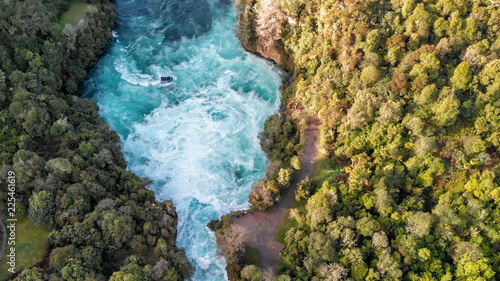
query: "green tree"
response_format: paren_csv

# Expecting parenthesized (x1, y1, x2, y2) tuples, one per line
(365, 29, 381, 52)
(360, 65, 381, 85)
(241, 265, 263, 281)
(345, 91, 379, 129)
(99, 211, 135, 248)
(356, 216, 378, 237)
(405, 212, 434, 238)
(61, 258, 89, 281)
(28, 190, 54, 227)
(291, 155, 302, 170)
(450, 61, 473, 90)
(13, 268, 44, 281)
(277, 168, 293, 187)
(432, 96, 460, 127)
(372, 231, 389, 249)
(109, 256, 152, 281)
(50, 245, 81, 271)
(46, 158, 73, 175)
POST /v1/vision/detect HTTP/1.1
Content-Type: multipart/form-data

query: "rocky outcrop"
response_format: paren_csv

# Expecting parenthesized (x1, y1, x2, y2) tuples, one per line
(234, 0, 290, 68)
(254, 0, 285, 65)
(255, 38, 283, 65)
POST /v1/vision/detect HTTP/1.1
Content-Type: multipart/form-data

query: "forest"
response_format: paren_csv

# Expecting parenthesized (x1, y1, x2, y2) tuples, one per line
(0, 0, 193, 280)
(231, 0, 500, 280)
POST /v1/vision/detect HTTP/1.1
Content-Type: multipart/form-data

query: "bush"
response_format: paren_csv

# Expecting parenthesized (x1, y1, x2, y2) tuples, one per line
(295, 180, 315, 201)
(291, 155, 302, 170)
(241, 265, 263, 281)
(259, 114, 300, 162)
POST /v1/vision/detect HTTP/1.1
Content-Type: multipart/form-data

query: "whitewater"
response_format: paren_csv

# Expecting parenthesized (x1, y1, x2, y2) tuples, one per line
(81, 0, 282, 279)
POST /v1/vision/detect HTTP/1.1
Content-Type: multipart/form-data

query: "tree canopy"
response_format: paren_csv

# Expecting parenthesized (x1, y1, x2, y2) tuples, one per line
(234, 0, 500, 280)
(0, 0, 193, 280)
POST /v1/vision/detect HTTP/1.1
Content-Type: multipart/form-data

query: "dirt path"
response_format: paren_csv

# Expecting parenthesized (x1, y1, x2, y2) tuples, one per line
(232, 117, 320, 275)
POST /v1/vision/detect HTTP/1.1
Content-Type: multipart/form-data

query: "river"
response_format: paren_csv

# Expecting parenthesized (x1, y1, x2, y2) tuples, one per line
(81, 0, 282, 279)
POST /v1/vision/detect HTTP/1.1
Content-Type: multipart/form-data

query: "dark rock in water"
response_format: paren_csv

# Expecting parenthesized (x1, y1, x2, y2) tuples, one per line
(207, 219, 222, 231)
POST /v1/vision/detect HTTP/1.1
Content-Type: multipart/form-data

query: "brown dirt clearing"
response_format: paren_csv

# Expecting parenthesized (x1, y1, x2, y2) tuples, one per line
(231, 117, 320, 275)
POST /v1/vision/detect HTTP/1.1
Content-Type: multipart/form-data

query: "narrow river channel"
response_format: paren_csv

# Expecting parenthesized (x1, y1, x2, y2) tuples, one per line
(81, 0, 282, 279)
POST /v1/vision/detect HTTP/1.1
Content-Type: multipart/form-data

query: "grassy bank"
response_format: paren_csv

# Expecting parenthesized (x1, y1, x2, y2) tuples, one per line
(275, 151, 340, 245)
(59, 0, 89, 27)
(274, 199, 305, 245)
(0, 217, 49, 280)
(243, 247, 260, 267)
(310, 152, 341, 187)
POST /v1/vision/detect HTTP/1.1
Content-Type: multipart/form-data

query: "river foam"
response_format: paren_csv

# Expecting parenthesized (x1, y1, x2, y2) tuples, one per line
(81, 0, 281, 279)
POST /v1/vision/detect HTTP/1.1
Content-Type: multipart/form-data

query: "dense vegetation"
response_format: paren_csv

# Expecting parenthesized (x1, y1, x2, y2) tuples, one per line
(0, 0, 192, 280)
(235, 0, 500, 280)
(249, 113, 301, 211)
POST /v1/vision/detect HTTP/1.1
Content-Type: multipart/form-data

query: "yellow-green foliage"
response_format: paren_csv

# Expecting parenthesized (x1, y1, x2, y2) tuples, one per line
(235, 0, 500, 279)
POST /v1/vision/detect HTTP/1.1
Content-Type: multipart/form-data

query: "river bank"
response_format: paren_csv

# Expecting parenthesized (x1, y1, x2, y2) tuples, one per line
(231, 117, 320, 275)
(0, 0, 195, 279)
(80, 1, 284, 279)
(226, 0, 500, 280)
(213, 1, 313, 279)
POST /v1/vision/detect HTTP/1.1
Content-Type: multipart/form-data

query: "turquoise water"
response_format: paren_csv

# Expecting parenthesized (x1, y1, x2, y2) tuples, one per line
(81, 0, 281, 279)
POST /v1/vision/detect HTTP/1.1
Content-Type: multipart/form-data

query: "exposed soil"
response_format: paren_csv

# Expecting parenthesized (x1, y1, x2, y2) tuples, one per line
(231, 117, 320, 275)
